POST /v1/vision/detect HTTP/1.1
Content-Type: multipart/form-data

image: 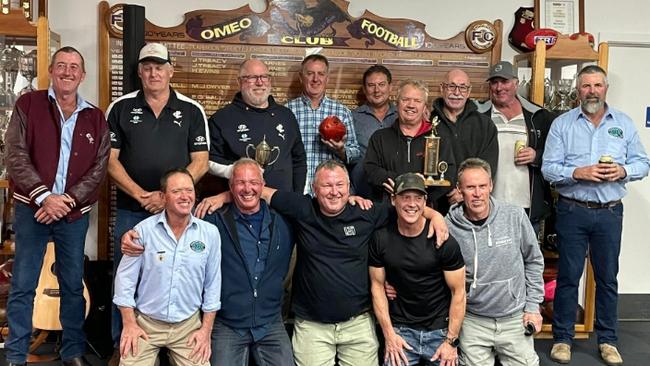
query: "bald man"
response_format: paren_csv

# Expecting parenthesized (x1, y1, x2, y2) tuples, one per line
(429, 69, 498, 213)
(207, 59, 307, 192)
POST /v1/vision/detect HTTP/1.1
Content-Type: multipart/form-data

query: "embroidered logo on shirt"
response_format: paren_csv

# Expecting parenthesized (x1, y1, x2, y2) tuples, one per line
(239, 133, 251, 142)
(343, 225, 356, 236)
(276, 123, 285, 140)
(130, 115, 142, 124)
(190, 241, 206, 253)
(172, 111, 183, 127)
(237, 124, 250, 133)
(194, 136, 208, 146)
(608, 127, 623, 139)
(110, 132, 117, 142)
(85, 133, 94, 144)
(130, 108, 143, 115)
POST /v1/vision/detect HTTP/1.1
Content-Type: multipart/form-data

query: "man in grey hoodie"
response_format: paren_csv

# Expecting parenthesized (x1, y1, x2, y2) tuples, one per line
(446, 158, 544, 365)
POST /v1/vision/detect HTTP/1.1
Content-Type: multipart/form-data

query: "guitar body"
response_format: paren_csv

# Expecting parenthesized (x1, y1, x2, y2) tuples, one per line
(32, 242, 91, 331)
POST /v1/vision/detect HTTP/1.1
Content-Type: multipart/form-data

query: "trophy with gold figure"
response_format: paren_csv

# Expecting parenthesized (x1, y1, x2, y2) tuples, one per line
(246, 135, 280, 168)
(423, 117, 451, 187)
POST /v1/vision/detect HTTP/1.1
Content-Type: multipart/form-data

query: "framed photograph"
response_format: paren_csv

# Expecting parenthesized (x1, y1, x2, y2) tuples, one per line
(535, 0, 584, 34)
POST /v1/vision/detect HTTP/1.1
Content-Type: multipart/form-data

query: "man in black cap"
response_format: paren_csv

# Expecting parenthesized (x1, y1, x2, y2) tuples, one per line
(475, 61, 556, 232)
(106, 42, 209, 361)
(369, 173, 465, 366)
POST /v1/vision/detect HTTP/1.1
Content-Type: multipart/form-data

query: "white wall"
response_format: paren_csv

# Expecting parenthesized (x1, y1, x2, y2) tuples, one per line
(48, 1, 650, 293)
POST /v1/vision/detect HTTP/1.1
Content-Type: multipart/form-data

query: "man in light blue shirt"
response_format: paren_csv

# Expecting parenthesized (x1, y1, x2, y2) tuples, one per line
(114, 168, 221, 366)
(542, 65, 650, 365)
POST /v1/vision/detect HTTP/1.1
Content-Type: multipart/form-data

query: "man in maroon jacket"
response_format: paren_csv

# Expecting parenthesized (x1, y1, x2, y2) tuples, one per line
(4, 46, 110, 366)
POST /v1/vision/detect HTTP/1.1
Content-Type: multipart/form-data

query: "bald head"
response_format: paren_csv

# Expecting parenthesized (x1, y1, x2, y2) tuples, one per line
(440, 69, 471, 119)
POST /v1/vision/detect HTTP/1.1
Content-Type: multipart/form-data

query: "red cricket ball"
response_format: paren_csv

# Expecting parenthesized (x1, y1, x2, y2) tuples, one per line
(319, 115, 346, 142)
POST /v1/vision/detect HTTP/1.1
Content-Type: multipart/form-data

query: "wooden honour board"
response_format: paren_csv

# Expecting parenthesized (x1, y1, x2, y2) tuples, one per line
(97, 0, 503, 259)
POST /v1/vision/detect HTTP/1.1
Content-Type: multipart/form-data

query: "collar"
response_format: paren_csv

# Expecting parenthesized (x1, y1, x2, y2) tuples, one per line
(135, 87, 180, 111)
(299, 93, 326, 108)
(156, 210, 198, 230)
(47, 86, 92, 111)
(231, 200, 269, 221)
(577, 103, 613, 124)
(356, 102, 397, 117)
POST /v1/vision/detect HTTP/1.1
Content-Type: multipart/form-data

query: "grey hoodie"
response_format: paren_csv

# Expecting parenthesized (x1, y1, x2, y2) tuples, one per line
(446, 197, 544, 318)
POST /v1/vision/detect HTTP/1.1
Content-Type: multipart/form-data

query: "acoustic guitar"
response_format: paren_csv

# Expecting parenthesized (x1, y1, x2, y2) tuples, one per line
(32, 242, 91, 330)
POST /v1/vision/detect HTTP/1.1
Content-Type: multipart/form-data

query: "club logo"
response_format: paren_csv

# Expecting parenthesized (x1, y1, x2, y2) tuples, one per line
(608, 127, 623, 139)
(190, 240, 206, 253)
(343, 225, 356, 236)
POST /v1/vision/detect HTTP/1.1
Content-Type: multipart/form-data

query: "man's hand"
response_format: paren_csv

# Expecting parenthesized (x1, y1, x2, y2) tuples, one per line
(321, 135, 347, 160)
(515, 147, 536, 165)
(385, 281, 397, 300)
(194, 192, 232, 219)
(446, 188, 463, 205)
(348, 195, 373, 210)
(139, 191, 164, 214)
(384, 331, 413, 366)
(427, 211, 449, 247)
(523, 312, 543, 335)
(120, 322, 149, 358)
(35, 194, 74, 224)
(431, 341, 458, 366)
(121, 230, 144, 257)
(382, 178, 395, 195)
(573, 163, 626, 182)
(187, 327, 211, 364)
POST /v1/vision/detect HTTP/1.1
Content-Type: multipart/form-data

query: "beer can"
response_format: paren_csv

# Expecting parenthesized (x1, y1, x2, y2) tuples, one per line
(515, 140, 526, 155)
(599, 154, 614, 164)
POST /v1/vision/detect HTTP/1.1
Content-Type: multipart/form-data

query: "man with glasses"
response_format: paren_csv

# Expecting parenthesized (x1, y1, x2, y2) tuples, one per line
(287, 54, 361, 194)
(351, 65, 398, 197)
(207, 59, 307, 193)
(430, 69, 498, 214)
(476, 61, 556, 231)
(364, 79, 455, 210)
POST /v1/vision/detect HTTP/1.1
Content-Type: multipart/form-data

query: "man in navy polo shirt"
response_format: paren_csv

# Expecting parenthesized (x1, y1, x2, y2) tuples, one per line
(106, 42, 209, 358)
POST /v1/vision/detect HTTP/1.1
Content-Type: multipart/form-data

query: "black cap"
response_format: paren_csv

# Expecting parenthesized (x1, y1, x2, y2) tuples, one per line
(487, 61, 517, 81)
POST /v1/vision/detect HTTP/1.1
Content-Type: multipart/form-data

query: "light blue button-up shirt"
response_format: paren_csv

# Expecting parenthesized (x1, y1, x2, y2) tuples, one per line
(35, 87, 92, 205)
(113, 211, 222, 323)
(542, 105, 650, 203)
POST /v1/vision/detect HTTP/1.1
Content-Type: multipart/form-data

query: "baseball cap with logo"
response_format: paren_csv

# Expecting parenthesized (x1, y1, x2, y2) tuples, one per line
(138, 43, 170, 64)
(393, 173, 427, 195)
(487, 61, 517, 81)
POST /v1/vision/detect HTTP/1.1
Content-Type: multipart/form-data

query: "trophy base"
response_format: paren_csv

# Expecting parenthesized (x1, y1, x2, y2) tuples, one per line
(424, 177, 451, 187)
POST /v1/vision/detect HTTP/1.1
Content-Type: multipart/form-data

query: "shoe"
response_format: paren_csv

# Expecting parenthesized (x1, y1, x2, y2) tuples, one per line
(550, 342, 571, 364)
(599, 343, 623, 365)
(62, 356, 91, 366)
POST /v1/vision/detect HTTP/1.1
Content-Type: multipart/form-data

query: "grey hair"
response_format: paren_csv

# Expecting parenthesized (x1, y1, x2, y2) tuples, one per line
(229, 158, 264, 184)
(312, 159, 349, 186)
(457, 158, 492, 184)
(397, 79, 429, 101)
(577, 65, 608, 87)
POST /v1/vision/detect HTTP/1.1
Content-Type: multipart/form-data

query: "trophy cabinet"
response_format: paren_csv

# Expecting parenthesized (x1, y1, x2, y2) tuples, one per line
(513, 36, 609, 338)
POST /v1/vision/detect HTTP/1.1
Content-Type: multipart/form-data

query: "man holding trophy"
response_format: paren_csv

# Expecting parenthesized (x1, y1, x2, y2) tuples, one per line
(208, 59, 307, 193)
(364, 79, 455, 211)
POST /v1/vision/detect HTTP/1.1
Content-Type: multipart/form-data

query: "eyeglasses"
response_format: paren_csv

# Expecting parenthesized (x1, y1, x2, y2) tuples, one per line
(240, 74, 271, 83)
(442, 83, 471, 93)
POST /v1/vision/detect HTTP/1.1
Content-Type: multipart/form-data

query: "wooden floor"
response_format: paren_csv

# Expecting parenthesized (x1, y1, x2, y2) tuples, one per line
(1, 321, 649, 365)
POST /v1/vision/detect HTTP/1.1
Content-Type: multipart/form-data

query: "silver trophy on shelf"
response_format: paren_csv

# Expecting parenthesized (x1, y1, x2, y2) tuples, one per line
(18, 49, 36, 95)
(553, 79, 574, 114)
(543, 77, 555, 110)
(1, 44, 24, 105)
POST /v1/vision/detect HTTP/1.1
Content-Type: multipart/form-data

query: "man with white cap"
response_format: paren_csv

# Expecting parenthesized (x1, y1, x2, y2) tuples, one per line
(106, 42, 209, 360)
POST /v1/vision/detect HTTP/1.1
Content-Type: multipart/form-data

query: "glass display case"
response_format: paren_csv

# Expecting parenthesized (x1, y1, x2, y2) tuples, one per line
(514, 35, 609, 338)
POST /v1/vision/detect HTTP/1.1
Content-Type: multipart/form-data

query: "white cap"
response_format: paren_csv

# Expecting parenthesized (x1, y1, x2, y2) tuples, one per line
(138, 43, 170, 64)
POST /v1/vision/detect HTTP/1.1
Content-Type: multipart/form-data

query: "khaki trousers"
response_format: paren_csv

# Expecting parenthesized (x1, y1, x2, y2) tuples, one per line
(120, 311, 209, 366)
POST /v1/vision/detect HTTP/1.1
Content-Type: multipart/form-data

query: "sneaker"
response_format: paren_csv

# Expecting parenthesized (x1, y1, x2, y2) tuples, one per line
(550, 343, 571, 364)
(599, 343, 623, 365)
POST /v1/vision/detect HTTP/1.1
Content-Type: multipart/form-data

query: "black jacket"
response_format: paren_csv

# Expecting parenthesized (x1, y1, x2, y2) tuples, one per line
(363, 119, 456, 210)
(430, 97, 499, 178)
(476, 96, 557, 223)
(208, 93, 307, 192)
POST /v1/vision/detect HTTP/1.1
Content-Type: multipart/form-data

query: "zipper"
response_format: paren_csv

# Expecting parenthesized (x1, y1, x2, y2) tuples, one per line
(406, 137, 412, 163)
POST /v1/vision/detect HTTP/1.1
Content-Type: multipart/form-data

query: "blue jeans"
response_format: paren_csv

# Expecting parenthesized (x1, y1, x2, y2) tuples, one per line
(5, 203, 89, 363)
(111, 208, 151, 347)
(387, 325, 447, 366)
(552, 199, 623, 345)
(210, 318, 294, 366)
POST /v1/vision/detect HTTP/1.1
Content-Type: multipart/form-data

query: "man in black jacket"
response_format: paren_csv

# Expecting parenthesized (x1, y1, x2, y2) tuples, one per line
(430, 69, 499, 214)
(475, 61, 556, 231)
(207, 59, 307, 193)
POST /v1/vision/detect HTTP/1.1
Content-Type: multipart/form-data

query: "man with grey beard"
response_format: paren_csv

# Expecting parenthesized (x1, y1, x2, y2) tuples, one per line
(207, 59, 307, 192)
(542, 65, 650, 365)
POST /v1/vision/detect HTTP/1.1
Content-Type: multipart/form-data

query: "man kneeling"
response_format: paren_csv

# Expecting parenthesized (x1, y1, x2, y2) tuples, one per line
(113, 169, 222, 365)
(370, 173, 466, 366)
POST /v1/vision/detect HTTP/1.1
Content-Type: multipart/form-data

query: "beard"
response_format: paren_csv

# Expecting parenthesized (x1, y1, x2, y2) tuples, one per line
(581, 97, 605, 114)
(242, 87, 271, 108)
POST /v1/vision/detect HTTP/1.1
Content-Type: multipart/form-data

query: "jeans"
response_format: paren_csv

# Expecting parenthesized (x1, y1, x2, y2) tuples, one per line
(387, 325, 447, 366)
(552, 199, 623, 345)
(210, 318, 293, 366)
(111, 208, 151, 347)
(5, 203, 89, 363)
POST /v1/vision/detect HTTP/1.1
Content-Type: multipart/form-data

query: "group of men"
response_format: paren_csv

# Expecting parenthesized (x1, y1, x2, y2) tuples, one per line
(2, 40, 647, 366)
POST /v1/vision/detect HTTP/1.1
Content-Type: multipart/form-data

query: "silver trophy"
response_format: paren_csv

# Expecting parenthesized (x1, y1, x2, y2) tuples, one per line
(1, 44, 24, 105)
(246, 135, 280, 168)
(543, 77, 555, 110)
(553, 79, 574, 114)
(18, 49, 36, 95)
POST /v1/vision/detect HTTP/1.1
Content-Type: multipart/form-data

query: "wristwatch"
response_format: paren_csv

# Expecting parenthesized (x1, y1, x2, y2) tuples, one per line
(444, 336, 460, 348)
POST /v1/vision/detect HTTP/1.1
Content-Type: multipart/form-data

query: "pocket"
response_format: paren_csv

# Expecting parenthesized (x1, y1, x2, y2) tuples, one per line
(607, 203, 623, 219)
